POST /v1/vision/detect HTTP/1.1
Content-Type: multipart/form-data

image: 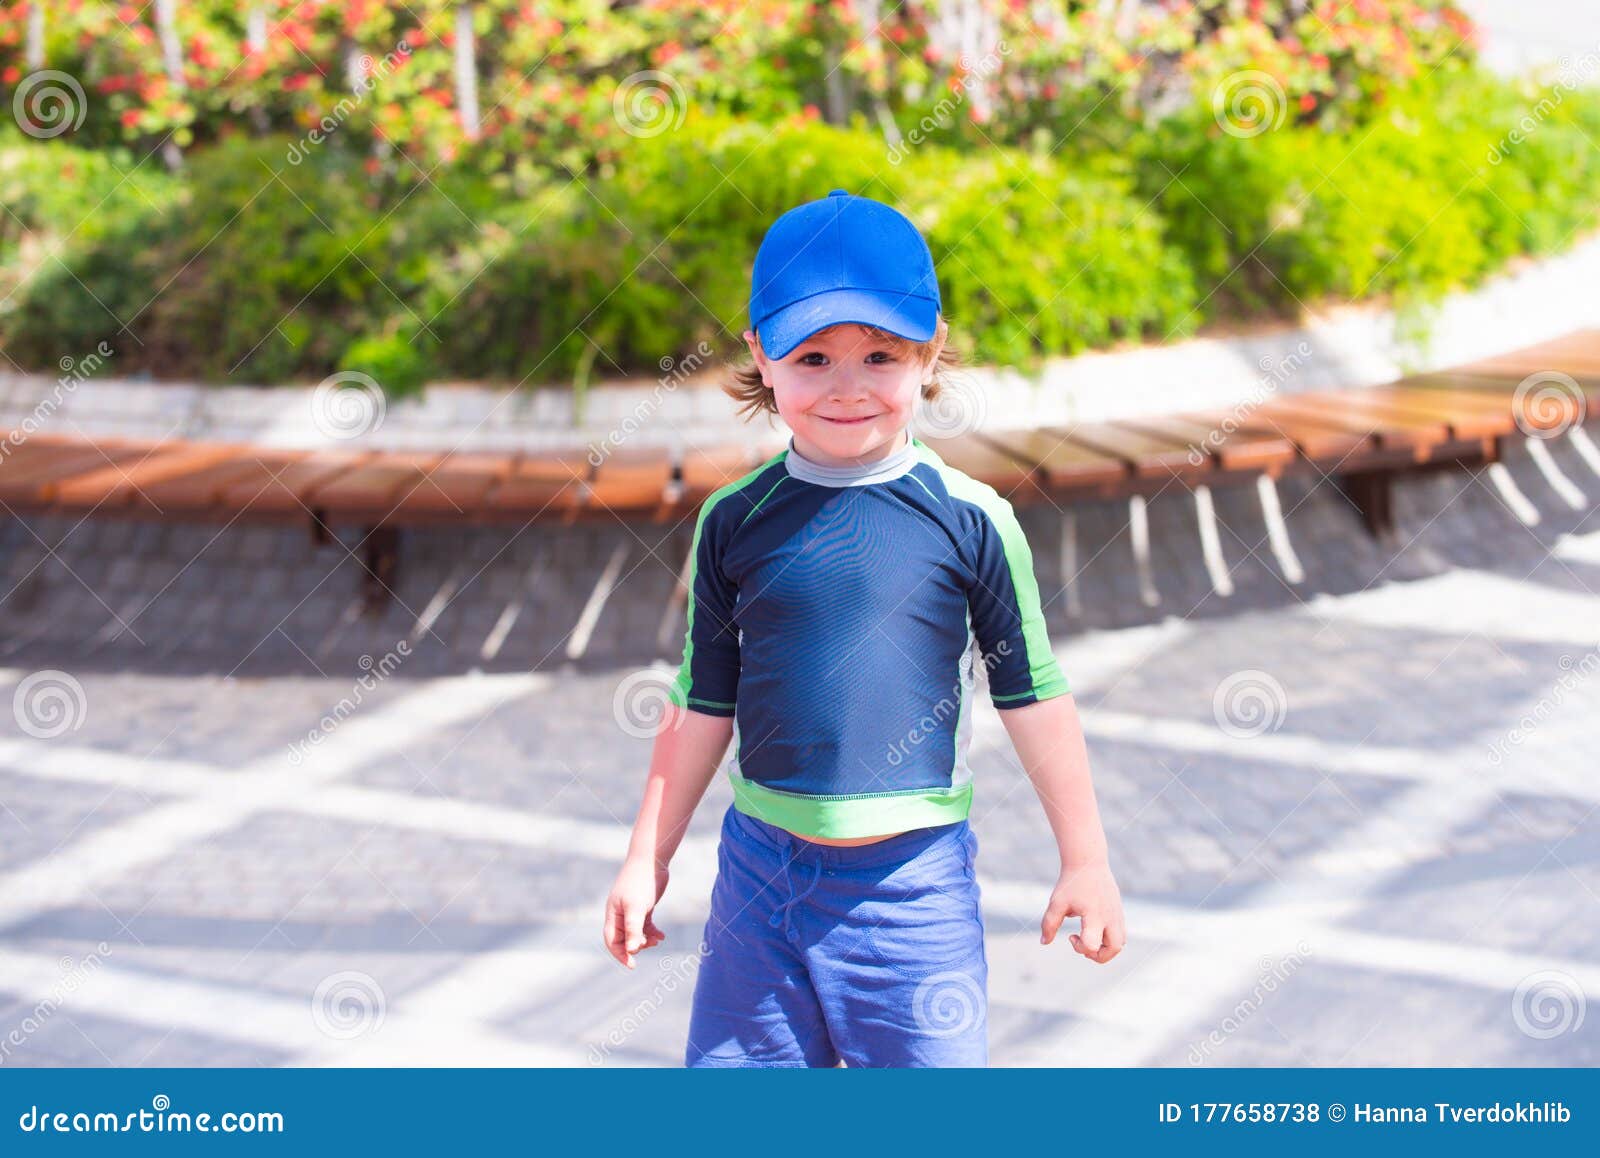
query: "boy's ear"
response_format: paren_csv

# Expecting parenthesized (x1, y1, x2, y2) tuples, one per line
(743, 329, 773, 389)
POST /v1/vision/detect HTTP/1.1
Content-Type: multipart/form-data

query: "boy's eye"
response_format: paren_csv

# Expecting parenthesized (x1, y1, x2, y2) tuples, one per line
(796, 349, 894, 365)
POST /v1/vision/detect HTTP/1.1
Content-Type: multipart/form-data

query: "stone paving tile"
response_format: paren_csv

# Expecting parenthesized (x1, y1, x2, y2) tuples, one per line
(0, 431, 1596, 1066)
(1152, 961, 1600, 1067)
(1087, 615, 1566, 751)
(1340, 792, 1600, 962)
(0, 992, 293, 1067)
(0, 770, 170, 873)
(1, 813, 616, 1015)
(0, 670, 421, 770)
(343, 674, 727, 839)
(968, 737, 1408, 916)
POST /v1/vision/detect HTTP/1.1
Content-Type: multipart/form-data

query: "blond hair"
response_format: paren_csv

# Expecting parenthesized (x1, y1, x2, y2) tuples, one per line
(725, 316, 961, 423)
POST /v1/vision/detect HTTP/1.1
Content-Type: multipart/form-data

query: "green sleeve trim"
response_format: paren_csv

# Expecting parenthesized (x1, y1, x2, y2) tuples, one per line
(728, 768, 973, 839)
(669, 452, 786, 713)
(920, 452, 1070, 702)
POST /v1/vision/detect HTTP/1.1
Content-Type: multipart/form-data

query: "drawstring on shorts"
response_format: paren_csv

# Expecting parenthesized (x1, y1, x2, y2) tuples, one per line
(767, 852, 824, 943)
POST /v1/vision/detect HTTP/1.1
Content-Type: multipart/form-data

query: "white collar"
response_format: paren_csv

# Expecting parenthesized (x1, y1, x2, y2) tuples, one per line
(783, 434, 919, 487)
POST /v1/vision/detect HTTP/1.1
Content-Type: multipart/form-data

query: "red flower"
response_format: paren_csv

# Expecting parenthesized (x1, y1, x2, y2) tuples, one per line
(1299, 93, 1317, 112)
(0, 65, 18, 85)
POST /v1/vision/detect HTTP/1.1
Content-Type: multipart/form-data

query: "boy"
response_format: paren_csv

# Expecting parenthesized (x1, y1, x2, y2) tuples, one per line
(603, 189, 1125, 1067)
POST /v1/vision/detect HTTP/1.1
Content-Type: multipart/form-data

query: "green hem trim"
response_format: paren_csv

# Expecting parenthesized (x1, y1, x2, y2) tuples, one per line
(728, 769, 973, 839)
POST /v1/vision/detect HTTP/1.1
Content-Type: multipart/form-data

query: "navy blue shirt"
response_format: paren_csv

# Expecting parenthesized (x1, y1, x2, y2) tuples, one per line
(668, 433, 1070, 838)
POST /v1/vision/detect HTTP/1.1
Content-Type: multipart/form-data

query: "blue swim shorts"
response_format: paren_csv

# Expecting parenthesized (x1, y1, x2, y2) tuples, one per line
(685, 801, 988, 1068)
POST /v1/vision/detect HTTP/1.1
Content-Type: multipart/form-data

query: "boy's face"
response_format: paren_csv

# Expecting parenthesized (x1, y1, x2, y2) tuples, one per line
(742, 323, 941, 467)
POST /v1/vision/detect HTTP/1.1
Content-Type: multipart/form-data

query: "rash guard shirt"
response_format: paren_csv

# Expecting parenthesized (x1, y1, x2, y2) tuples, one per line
(668, 433, 1070, 839)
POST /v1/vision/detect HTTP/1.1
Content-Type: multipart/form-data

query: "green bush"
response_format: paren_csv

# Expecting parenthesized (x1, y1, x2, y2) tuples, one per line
(1137, 70, 1600, 318)
(3, 67, 1599, 393)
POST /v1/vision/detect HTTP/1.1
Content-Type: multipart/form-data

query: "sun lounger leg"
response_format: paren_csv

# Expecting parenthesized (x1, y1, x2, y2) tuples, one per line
(1485, 461, 1541, 526)
(565, 539, 630, 660)
(1193, 484, 1234, 597)
(1255, 474, 1305, 584)
(1128, 495, 1160, 608)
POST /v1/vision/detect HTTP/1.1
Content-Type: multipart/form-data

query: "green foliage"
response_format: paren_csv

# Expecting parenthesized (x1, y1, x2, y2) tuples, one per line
(1136, 69, 1600, 319)
(2, 68, 1598, 395)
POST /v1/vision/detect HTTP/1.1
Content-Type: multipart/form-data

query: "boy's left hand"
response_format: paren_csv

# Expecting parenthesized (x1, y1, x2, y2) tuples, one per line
(1041, 858, 1125, 964)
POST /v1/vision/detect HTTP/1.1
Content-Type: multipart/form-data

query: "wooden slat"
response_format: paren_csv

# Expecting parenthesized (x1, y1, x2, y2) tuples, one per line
(1113, 412, 1297, 472)
(484, 451, 589, 515)
(1043, 422, 1208, 478)
(917, 433, 1039, 496)
(1255, 395, 1441, 452)
(1406, 370, 1600, 414)
(1456, 329, 1600, 380)
(0, 442, 158, 503)
(679, 443, 765, 502)
(587, 446, 674, 513)
(1316, 388, 1509, 440)
(53, 444, 244, 509)
(305, 452, 447, 516)
(395, 452, 518, 516)
(216, 453, 368, 515)
(976, 428, 1127, 489)
(1189, 405, 1372, 461)
(134, 454, 303, 512)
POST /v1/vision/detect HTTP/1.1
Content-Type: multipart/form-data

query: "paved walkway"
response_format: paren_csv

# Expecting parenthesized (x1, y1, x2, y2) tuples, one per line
(0, 432, 1596, 1066)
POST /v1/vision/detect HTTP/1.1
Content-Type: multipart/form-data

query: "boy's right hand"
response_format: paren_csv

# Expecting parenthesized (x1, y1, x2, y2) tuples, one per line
(603, 855, 669, 969)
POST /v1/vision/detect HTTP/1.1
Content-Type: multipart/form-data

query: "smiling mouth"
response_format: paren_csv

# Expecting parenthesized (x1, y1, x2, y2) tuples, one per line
(818, 414, 877, 424)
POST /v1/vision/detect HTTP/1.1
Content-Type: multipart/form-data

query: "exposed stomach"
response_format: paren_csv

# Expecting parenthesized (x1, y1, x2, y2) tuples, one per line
(781, 827, 908, 846)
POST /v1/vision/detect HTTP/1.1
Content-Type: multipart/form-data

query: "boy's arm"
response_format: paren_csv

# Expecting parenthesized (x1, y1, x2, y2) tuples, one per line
(625, 704, 732, 872)
(959, 488, 1124, 963)
(605, 704, 731, 969)
(998, 694, 1126, 963)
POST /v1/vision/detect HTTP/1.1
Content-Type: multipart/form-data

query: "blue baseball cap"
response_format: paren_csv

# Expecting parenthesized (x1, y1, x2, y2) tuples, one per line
(749, 188, 941, 362)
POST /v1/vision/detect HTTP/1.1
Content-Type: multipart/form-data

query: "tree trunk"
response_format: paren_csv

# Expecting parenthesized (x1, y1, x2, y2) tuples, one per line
(454, 5, 481, 140)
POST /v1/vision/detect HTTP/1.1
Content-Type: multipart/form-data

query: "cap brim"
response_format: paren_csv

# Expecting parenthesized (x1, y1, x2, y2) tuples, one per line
(755, 288, 938, 361)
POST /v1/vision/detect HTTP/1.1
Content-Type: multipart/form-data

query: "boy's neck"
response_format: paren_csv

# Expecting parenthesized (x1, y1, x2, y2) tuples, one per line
(788, 427, 911, 471)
